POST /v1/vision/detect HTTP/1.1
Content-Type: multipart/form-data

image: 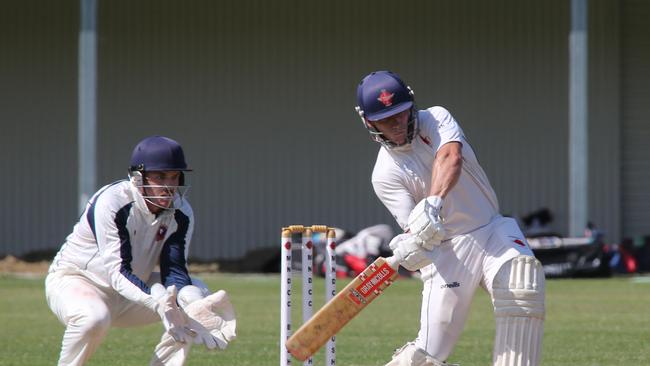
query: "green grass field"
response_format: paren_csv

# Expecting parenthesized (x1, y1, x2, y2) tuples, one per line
(1, 273, 649, 365)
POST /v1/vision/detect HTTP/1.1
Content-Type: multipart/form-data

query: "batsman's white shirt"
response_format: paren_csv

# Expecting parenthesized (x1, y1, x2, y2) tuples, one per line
(372, 106, 498, 235)
(49, 180, 194, 311)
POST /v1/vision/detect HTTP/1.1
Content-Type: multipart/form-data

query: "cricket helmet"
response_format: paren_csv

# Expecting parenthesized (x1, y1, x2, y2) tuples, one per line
(355, 71, 418, 149)
(129, 136, 191, 173)
(128, 136, 191, 211)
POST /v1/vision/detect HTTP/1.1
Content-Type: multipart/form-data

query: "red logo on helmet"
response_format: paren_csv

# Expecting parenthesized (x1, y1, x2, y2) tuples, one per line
(377, 89, 395, 107)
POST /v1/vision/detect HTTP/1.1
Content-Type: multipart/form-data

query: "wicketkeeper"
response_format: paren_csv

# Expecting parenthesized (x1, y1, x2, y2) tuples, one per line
(45, 136, 236, 365)
(355, 71, 545, 366)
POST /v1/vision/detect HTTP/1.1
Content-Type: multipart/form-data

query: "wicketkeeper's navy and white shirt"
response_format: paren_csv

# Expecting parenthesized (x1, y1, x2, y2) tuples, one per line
(49, 180, 194, 311)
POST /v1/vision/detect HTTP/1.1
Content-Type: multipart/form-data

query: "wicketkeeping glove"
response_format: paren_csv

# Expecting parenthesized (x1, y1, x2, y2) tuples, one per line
(407, 195, 446, 249)
(151, 284, 194, 344)
(184, 290, 237, 350)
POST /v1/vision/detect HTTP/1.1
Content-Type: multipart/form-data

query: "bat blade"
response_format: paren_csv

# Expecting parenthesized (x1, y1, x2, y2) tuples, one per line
(286, 256, 399, 361)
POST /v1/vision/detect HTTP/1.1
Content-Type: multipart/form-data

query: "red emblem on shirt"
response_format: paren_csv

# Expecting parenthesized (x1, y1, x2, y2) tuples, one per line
(513, 239, 526, 247)
(377, 89, 395, 106)
(156, 225, 168, 241)
(419, 135, 432, 146)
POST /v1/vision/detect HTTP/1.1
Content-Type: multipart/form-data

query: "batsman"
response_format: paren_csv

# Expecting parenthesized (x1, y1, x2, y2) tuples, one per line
(355, 71, 545, 366)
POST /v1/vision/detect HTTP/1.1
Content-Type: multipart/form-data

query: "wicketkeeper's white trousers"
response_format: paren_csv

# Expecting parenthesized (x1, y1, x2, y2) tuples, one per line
(45, 270, 193, 366)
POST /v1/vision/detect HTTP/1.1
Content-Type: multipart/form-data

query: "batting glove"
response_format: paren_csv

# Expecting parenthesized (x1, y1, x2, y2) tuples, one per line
(407, 196, 446, 249)
(389, 233, 436, 271)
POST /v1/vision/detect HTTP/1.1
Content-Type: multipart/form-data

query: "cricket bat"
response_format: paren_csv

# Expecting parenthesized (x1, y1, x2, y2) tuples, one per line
(286, 256, 401, 361)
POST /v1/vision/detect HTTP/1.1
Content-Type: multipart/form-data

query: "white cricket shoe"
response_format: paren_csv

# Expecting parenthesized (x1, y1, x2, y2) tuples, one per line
(384, 342, 458, 366)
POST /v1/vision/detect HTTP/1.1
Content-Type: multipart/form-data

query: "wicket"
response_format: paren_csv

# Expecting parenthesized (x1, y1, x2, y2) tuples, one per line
(280, 225, 337, 366)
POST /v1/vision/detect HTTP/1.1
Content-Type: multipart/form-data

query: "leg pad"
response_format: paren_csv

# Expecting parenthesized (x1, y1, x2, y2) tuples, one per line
(492, 255, 545, 366)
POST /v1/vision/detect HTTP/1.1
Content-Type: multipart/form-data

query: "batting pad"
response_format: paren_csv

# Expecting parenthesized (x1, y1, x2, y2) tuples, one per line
(492, 255, 545, 366)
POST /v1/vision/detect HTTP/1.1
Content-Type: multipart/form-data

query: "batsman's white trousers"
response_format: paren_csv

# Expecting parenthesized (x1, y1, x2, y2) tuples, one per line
(45, 269, 203, 366)
(415, 215, 536, 361)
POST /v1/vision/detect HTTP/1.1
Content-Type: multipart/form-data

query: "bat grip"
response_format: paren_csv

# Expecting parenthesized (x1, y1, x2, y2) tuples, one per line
(385, 255, 402, 269)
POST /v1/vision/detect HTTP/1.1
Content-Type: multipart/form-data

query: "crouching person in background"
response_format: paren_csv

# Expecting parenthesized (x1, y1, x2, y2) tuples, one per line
(45, 136, 236, 365)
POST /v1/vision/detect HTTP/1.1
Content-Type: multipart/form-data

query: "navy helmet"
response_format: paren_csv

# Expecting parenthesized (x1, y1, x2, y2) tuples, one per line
(355, 71, 418, 149)
(129, 136, 191, 173)
(128, 136, 191, 211)
(356, 70, 414, 121)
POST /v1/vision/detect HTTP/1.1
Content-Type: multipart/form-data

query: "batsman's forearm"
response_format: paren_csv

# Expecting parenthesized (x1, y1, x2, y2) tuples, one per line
(429, 142, 462, 198)
(286, 257, 399, 361)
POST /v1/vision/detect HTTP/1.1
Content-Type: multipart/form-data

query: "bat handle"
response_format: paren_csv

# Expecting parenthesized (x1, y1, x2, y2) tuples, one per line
(385, 255, 402, 269)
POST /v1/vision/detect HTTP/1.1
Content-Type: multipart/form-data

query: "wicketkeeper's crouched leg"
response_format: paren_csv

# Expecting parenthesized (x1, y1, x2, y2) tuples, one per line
(491, 255, 545, 366)
(150, 332, 193, 366)
(46, 271, 113, 366)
